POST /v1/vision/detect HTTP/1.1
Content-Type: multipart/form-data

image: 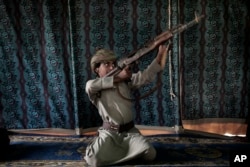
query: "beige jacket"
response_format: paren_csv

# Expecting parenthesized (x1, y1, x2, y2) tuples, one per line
(85, 59, 162, 125)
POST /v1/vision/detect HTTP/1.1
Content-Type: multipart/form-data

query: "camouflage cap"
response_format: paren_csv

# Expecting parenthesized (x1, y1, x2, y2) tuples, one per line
(90, 49, 117, 72)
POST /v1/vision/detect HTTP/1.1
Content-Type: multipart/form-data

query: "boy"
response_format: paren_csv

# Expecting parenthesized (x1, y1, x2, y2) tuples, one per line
(85, 45, 167, 166)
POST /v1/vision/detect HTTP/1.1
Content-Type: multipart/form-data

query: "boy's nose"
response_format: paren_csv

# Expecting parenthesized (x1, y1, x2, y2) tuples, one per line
(109, 64, 115, 70)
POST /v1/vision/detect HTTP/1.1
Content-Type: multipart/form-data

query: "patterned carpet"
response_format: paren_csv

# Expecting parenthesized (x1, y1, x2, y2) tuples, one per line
(0, 133, 250, 167)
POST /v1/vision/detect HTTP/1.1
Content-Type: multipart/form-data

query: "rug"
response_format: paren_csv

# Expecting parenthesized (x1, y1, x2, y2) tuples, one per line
(0, 133, 250, 167)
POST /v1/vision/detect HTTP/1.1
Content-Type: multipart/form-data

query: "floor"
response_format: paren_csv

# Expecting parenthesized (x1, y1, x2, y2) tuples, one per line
(9, 125, 180, 136)
(8, 125, 233, 140)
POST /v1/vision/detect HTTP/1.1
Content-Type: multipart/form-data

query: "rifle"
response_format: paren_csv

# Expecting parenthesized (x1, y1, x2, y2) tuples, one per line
(105, 14, 205, 77)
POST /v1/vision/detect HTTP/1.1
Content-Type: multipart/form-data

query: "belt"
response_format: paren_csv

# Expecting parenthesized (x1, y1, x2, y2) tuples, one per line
(102, 121, 134, 133)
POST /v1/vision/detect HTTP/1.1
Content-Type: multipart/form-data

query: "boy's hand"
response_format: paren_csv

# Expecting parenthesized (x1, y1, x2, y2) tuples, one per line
(114, 66, 132, 83)
(156, 44, 170, 69)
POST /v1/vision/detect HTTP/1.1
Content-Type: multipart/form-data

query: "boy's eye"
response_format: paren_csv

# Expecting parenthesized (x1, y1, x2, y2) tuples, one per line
(102, 62, 116, 67)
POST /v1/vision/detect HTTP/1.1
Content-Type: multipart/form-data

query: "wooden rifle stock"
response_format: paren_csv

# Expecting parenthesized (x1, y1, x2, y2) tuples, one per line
(105, 14, 205, 77)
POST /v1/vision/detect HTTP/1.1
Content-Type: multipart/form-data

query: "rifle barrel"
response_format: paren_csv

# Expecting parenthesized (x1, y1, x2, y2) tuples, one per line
(104, 14, 205, 77)
(172, 15, 205, 34)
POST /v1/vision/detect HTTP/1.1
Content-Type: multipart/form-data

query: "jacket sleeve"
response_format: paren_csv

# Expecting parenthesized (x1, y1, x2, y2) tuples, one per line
(85, 76, 114, 103)
(130, 58, 162, 89)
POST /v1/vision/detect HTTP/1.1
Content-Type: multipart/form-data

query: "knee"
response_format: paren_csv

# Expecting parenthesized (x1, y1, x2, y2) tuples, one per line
(142, 146, 156, 161)
(84, 154, 102, 167)
(84, 148, 103, 167)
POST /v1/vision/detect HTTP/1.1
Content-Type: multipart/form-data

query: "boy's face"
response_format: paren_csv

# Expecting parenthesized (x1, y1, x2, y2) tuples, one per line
(95, 61, 116, 77)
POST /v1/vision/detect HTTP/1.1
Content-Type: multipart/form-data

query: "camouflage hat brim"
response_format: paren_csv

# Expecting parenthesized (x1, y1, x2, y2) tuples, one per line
(90, 49, 117, 72)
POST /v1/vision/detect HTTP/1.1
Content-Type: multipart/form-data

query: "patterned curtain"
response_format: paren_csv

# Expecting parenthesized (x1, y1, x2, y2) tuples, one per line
(180, 0, 249, 135)
(0, 0, 249, 136)
(70, 0, 179, 129)
(0, 0, 75, 129)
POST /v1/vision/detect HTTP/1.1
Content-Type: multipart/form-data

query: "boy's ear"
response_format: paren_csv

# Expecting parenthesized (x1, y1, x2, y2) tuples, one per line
(95, 68, 99, 73)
